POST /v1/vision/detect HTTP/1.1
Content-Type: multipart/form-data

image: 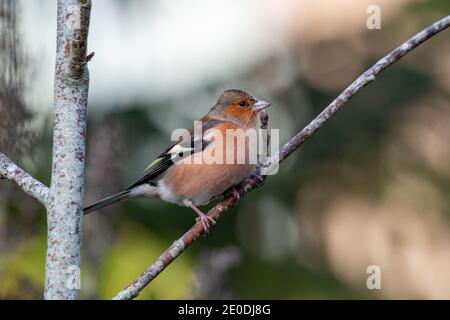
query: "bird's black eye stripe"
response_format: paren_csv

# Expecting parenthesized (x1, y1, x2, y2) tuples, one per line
(239, 100, 247, 107)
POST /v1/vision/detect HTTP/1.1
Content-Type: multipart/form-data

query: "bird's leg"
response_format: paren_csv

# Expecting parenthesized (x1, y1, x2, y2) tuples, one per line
(183, 199, 216, 232)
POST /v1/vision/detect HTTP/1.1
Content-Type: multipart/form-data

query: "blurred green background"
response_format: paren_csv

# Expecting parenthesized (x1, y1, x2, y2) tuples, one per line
(0, 0, 449, 299)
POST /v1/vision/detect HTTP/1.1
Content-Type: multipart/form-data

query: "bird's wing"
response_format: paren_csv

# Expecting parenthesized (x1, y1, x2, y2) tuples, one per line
(126, 118, 223, 189)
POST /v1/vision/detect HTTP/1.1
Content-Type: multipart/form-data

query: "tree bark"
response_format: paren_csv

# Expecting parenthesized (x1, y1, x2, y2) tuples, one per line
(44, 0, 92, 300)
(0, 152, 49, 206)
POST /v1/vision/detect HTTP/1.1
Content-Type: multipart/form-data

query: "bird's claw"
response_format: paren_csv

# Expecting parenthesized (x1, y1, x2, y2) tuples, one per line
(231, 188, 240, 201)
(196, 212, 216, 232)
(223, 187, 241, 204)
(248, 172, 265, 187)
(229, 187, 240, 204)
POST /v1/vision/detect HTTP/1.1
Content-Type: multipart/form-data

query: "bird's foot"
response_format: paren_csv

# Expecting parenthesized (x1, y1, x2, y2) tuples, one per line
(246, 172, 265, 188)
(184, 199, 216, 233)
(195, 211, 216, 233)
(225, 187, 240, 204)
(231, 187, 240, 201)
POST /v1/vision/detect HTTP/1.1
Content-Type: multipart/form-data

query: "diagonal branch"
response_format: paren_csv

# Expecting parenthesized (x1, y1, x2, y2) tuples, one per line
(112, 15, 450, 300)
(0, 152, 49, 207)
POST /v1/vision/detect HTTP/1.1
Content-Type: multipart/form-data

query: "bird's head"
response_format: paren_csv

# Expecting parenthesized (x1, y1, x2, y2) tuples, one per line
(211, 89, 271, 126)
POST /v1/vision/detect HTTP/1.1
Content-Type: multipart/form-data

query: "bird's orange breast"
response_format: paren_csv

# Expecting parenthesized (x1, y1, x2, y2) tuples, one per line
(159, 122, 256, 206)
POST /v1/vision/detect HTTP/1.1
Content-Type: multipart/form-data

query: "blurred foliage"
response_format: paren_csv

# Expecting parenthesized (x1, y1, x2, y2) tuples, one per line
(410, 0, 450, 14)
(0, 235, 45, 299)
(0, 0, 34, 156)
(232, 257, 368, 299)
(94, 222, 193, 299)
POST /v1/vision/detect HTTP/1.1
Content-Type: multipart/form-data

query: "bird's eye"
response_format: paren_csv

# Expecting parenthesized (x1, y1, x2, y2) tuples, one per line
(239, 100, 247, 107)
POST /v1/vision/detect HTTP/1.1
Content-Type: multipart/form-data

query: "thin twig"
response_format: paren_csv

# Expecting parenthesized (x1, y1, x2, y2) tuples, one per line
(0, 152, 49, 207)
(85, 51, 95, 63)
(113, 15, 450, 300)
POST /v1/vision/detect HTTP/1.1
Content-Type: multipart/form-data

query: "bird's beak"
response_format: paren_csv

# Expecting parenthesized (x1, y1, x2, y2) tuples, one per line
(252, 100, 272, 112)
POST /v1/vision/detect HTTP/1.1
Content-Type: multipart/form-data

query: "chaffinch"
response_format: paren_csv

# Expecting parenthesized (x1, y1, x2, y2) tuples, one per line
(84, 89, 271, 231)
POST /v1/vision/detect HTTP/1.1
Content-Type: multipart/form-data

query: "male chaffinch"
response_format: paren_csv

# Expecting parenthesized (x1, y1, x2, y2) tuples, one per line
(84, 89, 271, 231)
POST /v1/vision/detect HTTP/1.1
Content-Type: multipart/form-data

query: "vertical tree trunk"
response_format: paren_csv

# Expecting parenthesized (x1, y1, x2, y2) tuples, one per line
(44, 0, 92, 300)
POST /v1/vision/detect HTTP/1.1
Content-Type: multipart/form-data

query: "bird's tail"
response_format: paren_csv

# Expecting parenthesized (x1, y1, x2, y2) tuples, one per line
(84, 190, 132, 215)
